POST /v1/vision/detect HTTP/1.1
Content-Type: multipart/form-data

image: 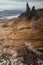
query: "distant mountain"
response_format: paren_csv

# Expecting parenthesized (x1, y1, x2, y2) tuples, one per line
(0, 9, 24, 17)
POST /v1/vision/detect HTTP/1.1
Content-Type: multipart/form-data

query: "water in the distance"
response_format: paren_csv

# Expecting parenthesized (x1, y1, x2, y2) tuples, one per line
(6, 14, 20, 19)
(0, 14, 20, 19)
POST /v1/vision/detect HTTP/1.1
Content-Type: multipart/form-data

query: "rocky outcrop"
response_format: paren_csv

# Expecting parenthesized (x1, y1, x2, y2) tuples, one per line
(0, 7, 43, 65)
(26, 3, 39, 20)
(0, 44, 43, 65)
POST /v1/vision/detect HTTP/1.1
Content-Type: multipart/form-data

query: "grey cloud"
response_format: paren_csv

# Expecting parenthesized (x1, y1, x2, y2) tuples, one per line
(9, 0, 43, 2)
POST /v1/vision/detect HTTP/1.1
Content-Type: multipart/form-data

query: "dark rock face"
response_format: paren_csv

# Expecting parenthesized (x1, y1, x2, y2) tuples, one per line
(17, 46, 43, 65)
(23, 48, 38, 65)
(26, 2, 30, 20)
(26, 3, 39, 20)
(0, 45, 43, 65)
(29, 6, 39, 20)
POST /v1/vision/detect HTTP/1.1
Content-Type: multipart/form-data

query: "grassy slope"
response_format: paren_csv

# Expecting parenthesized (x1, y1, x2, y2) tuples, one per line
(0, 9, 43, 50)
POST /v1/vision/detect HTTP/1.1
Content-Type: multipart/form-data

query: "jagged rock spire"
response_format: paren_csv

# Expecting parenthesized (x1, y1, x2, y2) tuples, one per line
(29, 6, 38, 20)
(26, 2, 30, 20)
(26, 2, 30, 12)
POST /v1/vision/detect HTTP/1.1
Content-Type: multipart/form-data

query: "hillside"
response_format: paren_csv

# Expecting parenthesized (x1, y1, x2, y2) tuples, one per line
(0, 8, 43, 50)
(0, 8, 43, 65)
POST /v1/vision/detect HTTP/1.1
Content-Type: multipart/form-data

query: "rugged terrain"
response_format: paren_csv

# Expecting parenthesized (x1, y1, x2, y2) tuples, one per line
(0, 8, 43, 65)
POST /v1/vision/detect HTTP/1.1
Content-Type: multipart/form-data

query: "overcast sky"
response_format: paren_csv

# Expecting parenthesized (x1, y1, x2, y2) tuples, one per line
(0, 0, 43, 11)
